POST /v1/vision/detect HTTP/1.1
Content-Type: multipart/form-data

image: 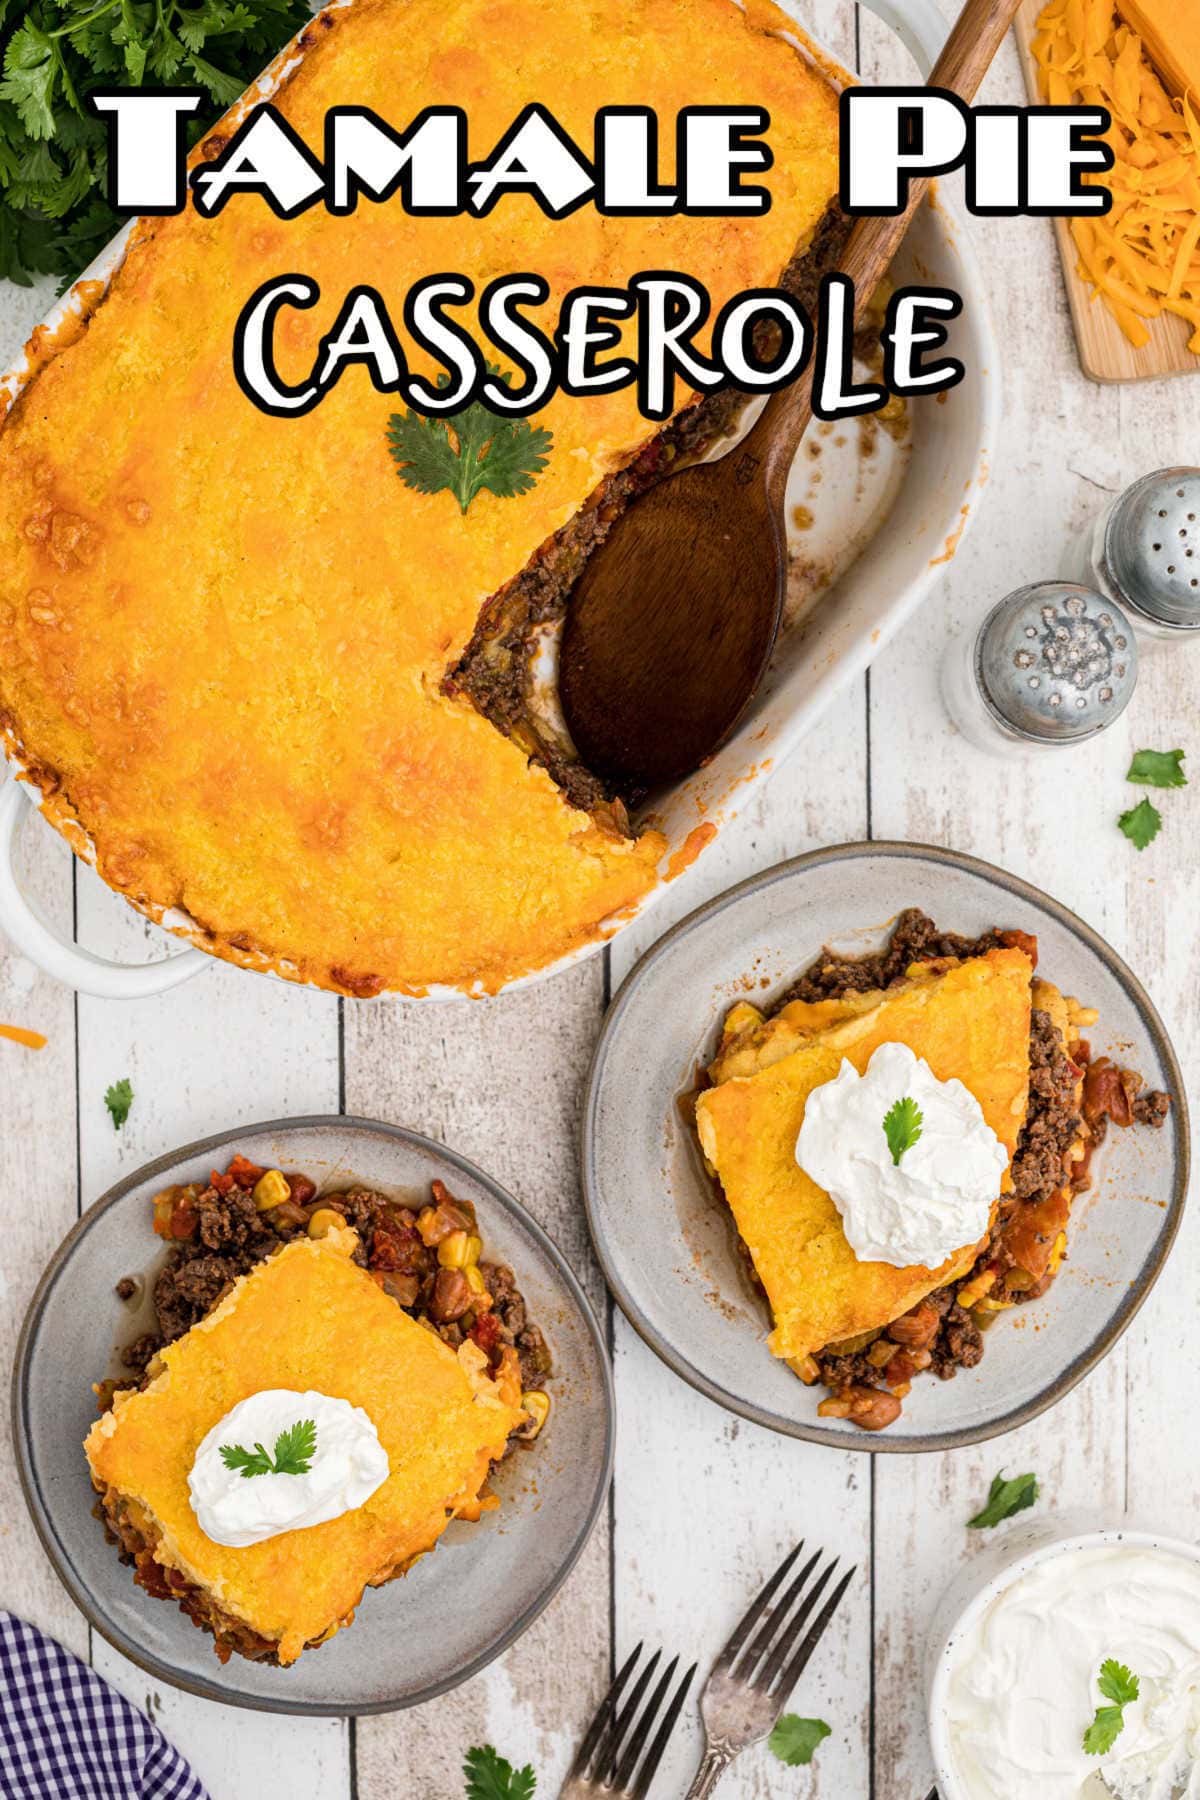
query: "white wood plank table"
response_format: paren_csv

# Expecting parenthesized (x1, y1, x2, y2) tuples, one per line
(1, 8, 1197, 1794)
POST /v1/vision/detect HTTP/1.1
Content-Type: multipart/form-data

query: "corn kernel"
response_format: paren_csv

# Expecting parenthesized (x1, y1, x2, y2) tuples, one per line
(307, 1207, 343, 1239)
(463, 1266, 492, 1308)
(252, 1169, 291, 1212)
(517, 1391, 551, 1440)
(438, 1230, 471, 1268)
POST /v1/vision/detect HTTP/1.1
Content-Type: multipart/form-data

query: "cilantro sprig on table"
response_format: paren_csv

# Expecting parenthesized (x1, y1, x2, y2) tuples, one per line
(0, 0, 310, 286)
(882, 1095, 923, 1166)
(464, 1746, 536, 1800)
(1118, 747, 1187, 851)
(1082, 1659, 1140, 1757)
(220, 1417, 317, 1480)
(966, 1470, 1038, 1530)
(104, 1076, 133, 1130)
(387, 372, 553, 515)
(768, 1715, 832, 1767)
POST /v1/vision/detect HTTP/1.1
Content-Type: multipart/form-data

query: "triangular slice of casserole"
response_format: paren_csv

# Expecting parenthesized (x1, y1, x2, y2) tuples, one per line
(695, 948, 1033, 1363)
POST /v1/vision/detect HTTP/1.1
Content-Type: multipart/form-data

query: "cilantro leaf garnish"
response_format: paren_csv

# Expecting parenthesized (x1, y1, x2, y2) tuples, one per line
(0, 0, 311, 286)
(882, 1095, 923, 1166)
(387, 372, 553, 515)
(768, 1715, 832, 1767)
(1118, 796, 1162, 851)
(104, 1077, 133, 1130)
(220, 1417, 317, 1480)
(1083, 1660, 1139, 1755)
(464, 1745, 537, 1800)
(1126, 747, 1187, 788)
(967, 1470, 1038, 1529)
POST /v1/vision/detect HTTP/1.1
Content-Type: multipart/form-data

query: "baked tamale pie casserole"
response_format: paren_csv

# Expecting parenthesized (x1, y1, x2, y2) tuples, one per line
(695, 910, 1171, 1433)
(0, 0, 850, 997)
(86, 1154, 551, 1665)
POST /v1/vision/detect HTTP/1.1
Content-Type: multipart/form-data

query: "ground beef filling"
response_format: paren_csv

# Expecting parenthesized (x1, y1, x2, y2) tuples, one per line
(121, 1167, 551, 1396)
(777, 909, 1169, 1429)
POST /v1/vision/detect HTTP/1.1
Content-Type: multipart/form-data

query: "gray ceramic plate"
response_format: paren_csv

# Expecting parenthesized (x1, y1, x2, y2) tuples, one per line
(582, 842, 1188, 1453)
(14, 1117, 613, 1714)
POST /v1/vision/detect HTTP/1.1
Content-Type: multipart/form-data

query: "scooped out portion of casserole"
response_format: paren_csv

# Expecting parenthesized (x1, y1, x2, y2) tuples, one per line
(695, 910, 1171, 1431)
(0, 0, 846, 996)
(85, 1224, 529, 1665)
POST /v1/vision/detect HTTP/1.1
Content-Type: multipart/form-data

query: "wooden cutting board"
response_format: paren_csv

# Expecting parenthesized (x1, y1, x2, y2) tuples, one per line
(1014, 0, 1198, 382)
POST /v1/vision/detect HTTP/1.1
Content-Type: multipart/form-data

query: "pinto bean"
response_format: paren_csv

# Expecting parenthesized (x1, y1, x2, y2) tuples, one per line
(817, 1385, 903, 1432)
(886, 1301, 940, 1350)
(430, 1267, 470, 1323)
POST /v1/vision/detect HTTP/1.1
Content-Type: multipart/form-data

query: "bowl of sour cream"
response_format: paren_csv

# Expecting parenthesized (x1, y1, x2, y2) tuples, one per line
(928, 1526, 1200, 1800)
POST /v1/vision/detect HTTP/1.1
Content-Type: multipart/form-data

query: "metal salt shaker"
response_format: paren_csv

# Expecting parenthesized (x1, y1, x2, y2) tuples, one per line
(941, 581, 1139, 758)
(1063, 467, 1200, 641)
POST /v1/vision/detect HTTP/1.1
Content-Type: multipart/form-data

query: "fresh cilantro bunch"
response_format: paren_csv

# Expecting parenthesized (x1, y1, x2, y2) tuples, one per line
(0, 0, 310, 286)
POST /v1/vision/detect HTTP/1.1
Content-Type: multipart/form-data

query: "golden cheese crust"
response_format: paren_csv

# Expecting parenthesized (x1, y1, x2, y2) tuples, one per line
(695, 949, 1033, 1361)
(84, 1234, 525, 1664)
(0, 0, 843, 995)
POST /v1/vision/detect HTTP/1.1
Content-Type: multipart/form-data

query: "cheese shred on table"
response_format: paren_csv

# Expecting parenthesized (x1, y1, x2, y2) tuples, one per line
(1032, 0, 1200, 350)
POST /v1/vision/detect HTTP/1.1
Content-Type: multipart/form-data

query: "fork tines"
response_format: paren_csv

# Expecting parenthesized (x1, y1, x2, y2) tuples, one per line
(716, 1541, 856, 1698)
(566, 1642, 696, 1798)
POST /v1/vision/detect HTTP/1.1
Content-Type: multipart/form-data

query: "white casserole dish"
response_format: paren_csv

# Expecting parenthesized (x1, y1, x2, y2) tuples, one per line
(0, 0, 997, 999)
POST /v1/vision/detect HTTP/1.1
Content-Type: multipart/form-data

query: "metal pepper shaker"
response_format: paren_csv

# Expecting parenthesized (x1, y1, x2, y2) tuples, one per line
(1063, 467, 1200, 641)
(941, 582, 1139, 758)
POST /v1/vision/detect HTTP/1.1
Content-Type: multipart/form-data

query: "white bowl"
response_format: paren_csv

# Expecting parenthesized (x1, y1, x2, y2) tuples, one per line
(927, 1523, 1200, 1800)
(0, 0, 997, 999)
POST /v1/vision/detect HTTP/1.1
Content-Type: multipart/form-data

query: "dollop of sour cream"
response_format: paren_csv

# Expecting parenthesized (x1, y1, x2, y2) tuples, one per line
(189, 1389, 389, 1548)
(943, 1544, 1200, 1800)
(794, 1040, 1008, 1268)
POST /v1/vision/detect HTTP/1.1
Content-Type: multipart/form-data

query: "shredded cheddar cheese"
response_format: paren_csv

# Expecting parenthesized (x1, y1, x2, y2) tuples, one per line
(0, 1024, 46, 1050)
(1032, 0, 1200, 351)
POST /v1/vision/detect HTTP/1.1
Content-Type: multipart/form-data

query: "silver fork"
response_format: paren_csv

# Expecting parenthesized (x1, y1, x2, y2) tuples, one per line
(684, 1541, 856, 1798)
(559, 1643, 697, 1799)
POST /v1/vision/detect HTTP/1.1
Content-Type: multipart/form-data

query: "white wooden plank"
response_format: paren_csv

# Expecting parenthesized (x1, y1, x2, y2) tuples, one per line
(0, 818, 82, 1652)
(344, 965, 614, 1798)
(1111, 381, 1200, 1529)
(73, 866, 349, 1797)
(862, 18, 1200, 1796)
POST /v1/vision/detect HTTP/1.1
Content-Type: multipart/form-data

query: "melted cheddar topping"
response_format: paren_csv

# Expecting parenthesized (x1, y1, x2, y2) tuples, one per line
(0, 0, 843, 994)
(85, 1234, 525, 1663)
(696, 949, 1033, 1361)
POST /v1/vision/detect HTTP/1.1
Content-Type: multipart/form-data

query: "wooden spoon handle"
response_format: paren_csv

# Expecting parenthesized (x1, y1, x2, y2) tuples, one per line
(749, 0, 1024, 494)
(840, 0, 1024, 295)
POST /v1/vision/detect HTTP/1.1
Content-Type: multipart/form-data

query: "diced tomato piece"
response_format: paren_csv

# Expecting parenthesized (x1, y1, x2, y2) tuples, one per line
(469, 1312, 503, 1357)
(226, 1154, 265, 1189)
(370, 1219, 422, 1273)
(170, 1202, 198, 1239)
(209, 1169, 235, 1195)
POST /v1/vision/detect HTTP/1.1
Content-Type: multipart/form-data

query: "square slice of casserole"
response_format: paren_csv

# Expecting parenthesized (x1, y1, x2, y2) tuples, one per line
(695, 949, 1033, 1363)
(84, 1230, 525, 1665)
(0, 0, 846, 998)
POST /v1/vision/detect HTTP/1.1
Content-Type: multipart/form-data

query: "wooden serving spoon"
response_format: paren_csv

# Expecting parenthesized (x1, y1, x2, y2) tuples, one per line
(559, 0, 1023, 792)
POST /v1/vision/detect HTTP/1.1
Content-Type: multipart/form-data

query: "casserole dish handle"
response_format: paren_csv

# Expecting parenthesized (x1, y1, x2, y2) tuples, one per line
(856, 0, 947, 74)
(0, 777, 209, 999)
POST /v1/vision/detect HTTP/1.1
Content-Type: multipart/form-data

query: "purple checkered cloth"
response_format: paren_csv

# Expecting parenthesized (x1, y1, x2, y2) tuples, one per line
(0, 1614, 210, 1800)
